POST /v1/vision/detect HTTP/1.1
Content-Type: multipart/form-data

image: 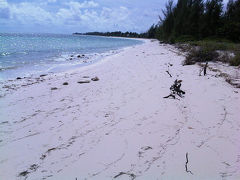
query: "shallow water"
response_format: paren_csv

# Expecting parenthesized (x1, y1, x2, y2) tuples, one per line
(0, 33, 142, 80)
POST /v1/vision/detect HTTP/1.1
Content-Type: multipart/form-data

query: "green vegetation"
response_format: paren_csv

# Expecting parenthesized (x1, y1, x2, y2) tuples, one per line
(145, 0, 240, 66)
(73, 31, 147, 38)
(148, 0, 240, 42)
(229, 52, 240, 66)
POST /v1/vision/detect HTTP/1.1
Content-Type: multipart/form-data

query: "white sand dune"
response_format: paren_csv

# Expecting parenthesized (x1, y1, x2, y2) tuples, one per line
(0, 40, 240, 180)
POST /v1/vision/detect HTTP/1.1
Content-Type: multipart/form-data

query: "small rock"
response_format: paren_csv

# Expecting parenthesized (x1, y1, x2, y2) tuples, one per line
(40, 154, 46, 160)
(91, 76, 99, 81)
(63, 82, 68, 85)
(82, 76, 89, 78)
(29, 164, 39, 171)
(16, 77, 22, 80)
(82, 54, 85, 57)
(77, 55, 81, 58)
(77, 80, 90, 84)
(18, 171, 29, 177)
(51, 87, 58, 90)
(70, 55, 74, 57)
(69, 58, 73, 60)
(40, 74, 47, 77)
(141, 146, 152, 151)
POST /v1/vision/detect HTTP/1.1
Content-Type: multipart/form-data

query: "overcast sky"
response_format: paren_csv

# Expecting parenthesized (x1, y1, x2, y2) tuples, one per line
(0, 0, 229, 34)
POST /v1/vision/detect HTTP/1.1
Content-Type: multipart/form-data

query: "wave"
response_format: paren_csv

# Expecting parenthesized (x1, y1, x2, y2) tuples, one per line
(0, 51, 28, 57)
(0, 66, 18, 71)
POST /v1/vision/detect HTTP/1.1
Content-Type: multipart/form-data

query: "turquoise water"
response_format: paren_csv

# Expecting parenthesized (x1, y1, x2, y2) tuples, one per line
(0, 33, 142, 80)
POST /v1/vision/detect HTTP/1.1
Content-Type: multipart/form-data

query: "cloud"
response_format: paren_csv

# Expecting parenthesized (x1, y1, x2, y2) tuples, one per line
(66, 1, 99, 9)
(48, 0, 57, 3)
(0, 0, 162, 33)
(10, 2, 53, 24)
(0, 0, 10, 19)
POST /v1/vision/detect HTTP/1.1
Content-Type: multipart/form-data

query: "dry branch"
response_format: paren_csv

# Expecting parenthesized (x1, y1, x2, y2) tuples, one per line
(185, 152, 193, 175)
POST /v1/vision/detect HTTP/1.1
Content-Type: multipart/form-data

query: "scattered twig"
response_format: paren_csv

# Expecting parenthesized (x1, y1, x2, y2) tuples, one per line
(163, 94, 176, 99)
(114, 172, 136, 180)
(185, 153, 193, 175)
(166, 70, 172, 77)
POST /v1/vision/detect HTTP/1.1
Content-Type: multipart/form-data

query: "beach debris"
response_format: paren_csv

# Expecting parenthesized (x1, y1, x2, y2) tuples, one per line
(199, 62, 208, 76)
(91, 76, 99, 81)
(40, 154, 46, 160)
(63, 82, 68, 85)
(51, 87, 58, 90)
(114, 172, 136, 180)
(77, 80, 90, 84)
(29, 164, 39, 171)
(46, 147, 57, 153)
(18, 164, 39, 177)
(141, 146, 152, 151)
(18, 170, 30, 177)
(166, 70, 172, 77)
(77, 54, 85, 58)
(163, 79, 185, 99)
(40, 74, 47, 77)
(185, 152, 193, 175)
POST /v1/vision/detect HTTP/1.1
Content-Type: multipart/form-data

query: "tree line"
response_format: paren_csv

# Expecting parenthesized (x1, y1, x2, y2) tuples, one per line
(147, 0, 240, 42)
(73, 31, 147, 38)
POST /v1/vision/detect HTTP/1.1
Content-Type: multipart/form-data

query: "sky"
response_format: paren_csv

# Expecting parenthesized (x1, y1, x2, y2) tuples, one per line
(0, 0, 167, 34)
(0, 0, 229, 34)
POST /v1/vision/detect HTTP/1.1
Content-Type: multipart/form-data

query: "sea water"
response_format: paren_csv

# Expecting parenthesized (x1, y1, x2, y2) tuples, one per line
(0, 33, 142, 81)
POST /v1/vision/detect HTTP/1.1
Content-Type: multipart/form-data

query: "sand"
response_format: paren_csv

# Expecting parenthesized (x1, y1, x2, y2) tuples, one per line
(0, 39, 240, 180)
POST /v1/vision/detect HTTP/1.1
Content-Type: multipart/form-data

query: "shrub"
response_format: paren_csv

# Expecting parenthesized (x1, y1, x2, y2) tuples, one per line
(175, 35, 196, 42)
(184, 46, 218, 65)
(229, 53, 240, 66)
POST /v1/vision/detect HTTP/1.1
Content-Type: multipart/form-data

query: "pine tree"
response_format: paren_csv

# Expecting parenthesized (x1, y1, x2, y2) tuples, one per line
(201, 0, 224, 38)
(224, 0, 240, 41)
(158, 0, 175, 41)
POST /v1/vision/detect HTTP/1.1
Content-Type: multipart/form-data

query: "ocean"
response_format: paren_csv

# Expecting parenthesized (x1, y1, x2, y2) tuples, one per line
(0, 33, 142, 81)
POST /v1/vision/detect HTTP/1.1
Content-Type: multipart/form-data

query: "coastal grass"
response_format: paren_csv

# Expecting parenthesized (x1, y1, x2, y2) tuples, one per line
(181, 39, 240, 66)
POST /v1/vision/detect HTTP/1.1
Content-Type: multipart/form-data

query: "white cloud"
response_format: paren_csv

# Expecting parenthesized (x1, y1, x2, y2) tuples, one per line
(0, 0, 151, 33)
(10, 2, 53, 24)
(0, 0, 8, 7)
(48, 0, 57, 3)
(66, 1, 99, 9)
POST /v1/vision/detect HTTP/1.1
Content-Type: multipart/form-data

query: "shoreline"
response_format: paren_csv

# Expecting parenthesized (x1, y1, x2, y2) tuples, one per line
(0, 38, 146, 98)
(0, 39, 240, 179)
(0, 34, 144, 83)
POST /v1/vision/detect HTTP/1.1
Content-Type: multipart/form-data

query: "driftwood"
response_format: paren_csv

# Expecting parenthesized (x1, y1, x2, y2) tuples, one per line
(185, 153, 193, 175)
(166, 70, 172, 77)
(199, 62, 208, 76)
(164, 79, 185, 99)
(114, 172, 136, 180)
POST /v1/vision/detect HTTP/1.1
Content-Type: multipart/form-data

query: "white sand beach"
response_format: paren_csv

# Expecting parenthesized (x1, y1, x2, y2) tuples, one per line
(0, 40, 240, 180)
